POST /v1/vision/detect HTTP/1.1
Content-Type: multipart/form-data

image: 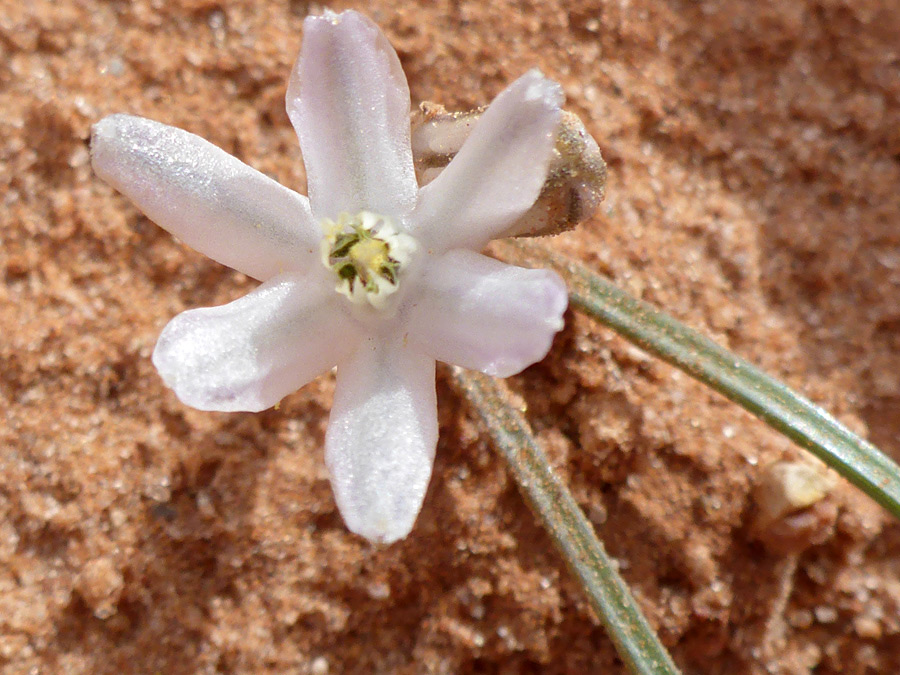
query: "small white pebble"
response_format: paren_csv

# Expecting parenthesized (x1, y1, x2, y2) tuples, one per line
(814, 605, 838, 624)
(366, 581, 390, 600)
(310, 656, 329, 675)
(755, 461, 836, 524)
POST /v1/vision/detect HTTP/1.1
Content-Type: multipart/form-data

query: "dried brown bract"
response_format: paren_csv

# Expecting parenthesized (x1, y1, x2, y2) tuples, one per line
(751, 460, 839, 554)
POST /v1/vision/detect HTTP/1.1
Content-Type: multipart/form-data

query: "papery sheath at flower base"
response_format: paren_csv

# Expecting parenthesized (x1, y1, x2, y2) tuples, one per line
(91, 9, 568, 545)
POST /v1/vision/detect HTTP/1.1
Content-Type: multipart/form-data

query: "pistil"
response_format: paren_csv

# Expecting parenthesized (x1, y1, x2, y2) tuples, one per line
(320, 211, 417, 309)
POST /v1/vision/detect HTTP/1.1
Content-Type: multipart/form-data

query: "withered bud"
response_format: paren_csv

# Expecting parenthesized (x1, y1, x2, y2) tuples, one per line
(411, 102, 607, 238)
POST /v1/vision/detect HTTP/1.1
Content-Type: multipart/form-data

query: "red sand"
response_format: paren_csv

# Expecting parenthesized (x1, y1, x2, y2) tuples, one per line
(2, 1, 899, 672)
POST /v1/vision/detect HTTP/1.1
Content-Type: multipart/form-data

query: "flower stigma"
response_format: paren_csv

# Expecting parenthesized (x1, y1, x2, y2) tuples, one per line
(320, 211, 417, 309)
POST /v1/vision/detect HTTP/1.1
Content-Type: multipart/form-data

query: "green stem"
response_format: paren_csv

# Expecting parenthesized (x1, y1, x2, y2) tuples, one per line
(452, 369, 682, 675)
(502, 239, 900, 521)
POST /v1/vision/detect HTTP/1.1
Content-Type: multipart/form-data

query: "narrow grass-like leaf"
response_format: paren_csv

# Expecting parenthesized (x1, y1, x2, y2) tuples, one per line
(452, 368, 682, 675)
(501, 239, 900, 521)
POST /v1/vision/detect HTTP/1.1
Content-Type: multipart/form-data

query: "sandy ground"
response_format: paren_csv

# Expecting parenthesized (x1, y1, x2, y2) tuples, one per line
(2, 0, 900, 673)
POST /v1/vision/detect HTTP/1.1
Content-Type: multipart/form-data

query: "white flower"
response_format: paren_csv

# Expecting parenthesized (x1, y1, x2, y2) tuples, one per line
(91, 9, 567, 544)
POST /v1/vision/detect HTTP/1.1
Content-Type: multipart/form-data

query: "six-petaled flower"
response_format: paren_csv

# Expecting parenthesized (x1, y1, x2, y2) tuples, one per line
(91, 9, 568, 544)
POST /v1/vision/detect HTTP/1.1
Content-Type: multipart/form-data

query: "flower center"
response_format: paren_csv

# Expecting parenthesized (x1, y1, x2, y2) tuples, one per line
(320, 211, 417, 310)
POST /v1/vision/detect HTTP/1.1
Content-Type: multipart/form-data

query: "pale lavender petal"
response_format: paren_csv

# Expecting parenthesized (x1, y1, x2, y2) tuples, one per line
(325, 337, 437, 544)
(410, 70, 563, 252)
(152, 272, 359, 412)
(287, 10, 417, 220)
(407, 250, 567, 377)
(91, 114, 319, 281)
